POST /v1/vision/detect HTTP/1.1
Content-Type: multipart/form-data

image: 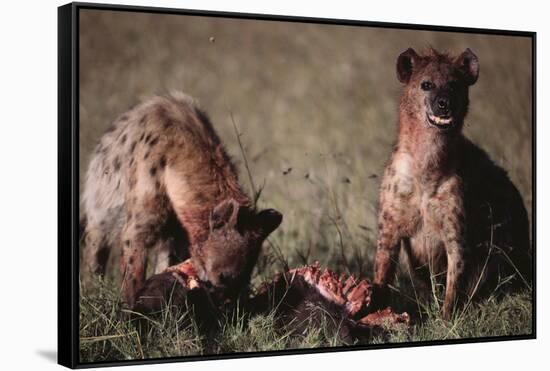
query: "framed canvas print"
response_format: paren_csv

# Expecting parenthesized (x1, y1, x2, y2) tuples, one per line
(58, 2, 536, 368)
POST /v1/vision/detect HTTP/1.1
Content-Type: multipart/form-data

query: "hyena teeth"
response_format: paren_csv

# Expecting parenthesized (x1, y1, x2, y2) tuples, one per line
(429, 114, 452, 125)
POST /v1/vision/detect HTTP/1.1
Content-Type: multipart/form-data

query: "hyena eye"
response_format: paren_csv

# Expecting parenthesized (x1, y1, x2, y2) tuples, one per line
(421, 81, 435, 91)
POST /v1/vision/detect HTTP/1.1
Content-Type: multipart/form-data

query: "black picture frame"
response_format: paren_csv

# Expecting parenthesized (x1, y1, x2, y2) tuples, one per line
(58, 2, 536, 368)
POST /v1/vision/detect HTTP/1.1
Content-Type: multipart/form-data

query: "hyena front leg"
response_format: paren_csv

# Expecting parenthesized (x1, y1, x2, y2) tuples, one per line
(442, 241, 465, 320)
(441, 219, 466, 320)
(373, 208, 404, 306)
(438, 186, 466, 320)
(120, 196, 169, 306)
(120, 222, 148, 307)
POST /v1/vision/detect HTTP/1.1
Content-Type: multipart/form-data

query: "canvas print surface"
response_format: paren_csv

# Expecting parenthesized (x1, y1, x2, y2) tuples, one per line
(77, 8, 533, 364)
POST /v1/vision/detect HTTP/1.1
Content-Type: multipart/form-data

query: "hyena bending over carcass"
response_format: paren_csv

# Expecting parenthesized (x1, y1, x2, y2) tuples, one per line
(373, 48, 531, 319)
(81, 92, 282, 306)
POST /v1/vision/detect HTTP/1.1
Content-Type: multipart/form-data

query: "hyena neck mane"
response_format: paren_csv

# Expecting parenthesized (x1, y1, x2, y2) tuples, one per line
(173, 143, 252, 246)
(158, 93, 255, 250)
(396, 109, 465, 181)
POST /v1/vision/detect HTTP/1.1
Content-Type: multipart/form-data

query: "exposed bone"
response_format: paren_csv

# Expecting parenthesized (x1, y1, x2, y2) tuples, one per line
(358, 308, 410, 328)
(165, 259, 200, 289)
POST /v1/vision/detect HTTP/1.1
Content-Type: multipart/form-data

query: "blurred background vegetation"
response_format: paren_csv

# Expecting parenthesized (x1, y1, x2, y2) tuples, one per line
(78, 9, 533, 362)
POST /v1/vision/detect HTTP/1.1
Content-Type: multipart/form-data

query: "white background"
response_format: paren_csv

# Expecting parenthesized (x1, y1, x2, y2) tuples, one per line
(0, 0, 546, 369)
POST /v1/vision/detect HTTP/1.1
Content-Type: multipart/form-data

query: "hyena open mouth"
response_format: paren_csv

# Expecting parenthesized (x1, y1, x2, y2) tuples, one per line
(426, 113, 454, 130)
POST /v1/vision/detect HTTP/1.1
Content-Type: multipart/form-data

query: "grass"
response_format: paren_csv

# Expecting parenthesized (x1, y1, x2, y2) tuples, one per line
(79, 276, 532, 363)
(78, 10, 533, 363)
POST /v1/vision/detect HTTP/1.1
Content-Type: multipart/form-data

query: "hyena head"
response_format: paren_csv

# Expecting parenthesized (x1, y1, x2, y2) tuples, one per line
(397, 47, 479, 133)
(191, 198, 282, 299)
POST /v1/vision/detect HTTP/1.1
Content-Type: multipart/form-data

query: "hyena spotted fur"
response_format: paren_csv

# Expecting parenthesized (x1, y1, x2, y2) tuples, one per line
(373, 48, 531, 319)
(81, 92, 282, 306)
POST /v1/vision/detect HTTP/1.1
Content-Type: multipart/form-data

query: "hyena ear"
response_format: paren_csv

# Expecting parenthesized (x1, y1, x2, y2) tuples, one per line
(455, 48, 479, 86)
(210, 198, 242, 231)
(256, 208, 283, 237)
(396, 48, 419, 83)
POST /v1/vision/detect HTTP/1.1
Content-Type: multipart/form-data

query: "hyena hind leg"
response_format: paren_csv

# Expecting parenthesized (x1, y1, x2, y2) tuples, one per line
(153, 237, 179, 274)
(81, 226, 111, 284)
(152, 213, 190, 274)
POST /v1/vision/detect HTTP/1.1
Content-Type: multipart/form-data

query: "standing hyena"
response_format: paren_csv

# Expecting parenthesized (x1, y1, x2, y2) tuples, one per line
(81, 92, 282, 306)
(373, 48, 531, 319)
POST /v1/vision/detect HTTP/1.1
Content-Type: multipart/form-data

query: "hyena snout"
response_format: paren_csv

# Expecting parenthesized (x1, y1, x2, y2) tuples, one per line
(192, 198, 282, 298)
(432, 94, 450, 116)
(425, 85, 463, 119)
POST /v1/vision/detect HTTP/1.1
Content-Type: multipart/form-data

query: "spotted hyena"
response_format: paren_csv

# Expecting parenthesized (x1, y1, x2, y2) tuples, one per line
(373, 48, 531, 319)
(81, 92, 282, 306)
